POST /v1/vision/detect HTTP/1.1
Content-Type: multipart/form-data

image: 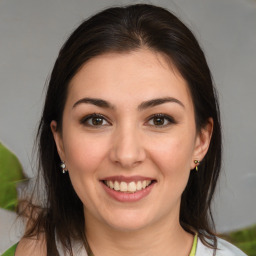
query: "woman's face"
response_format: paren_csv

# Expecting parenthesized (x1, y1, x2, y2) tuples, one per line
(51, 49, 212, 232)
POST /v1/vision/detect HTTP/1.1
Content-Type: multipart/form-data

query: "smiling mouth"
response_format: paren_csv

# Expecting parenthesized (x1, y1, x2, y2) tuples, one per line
(102, 180, 156, 193)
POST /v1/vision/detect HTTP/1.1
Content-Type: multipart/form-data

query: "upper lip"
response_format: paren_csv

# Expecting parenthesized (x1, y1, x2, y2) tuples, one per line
(101, 175, 156, 183)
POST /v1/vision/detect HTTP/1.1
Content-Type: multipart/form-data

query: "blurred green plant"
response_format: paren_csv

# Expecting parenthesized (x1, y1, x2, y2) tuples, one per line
(0, 142, 26, 211)
(220, 225, 256, 256)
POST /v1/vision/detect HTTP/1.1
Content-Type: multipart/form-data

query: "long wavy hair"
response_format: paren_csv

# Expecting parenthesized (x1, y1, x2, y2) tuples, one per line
(19, 4, 222, 255)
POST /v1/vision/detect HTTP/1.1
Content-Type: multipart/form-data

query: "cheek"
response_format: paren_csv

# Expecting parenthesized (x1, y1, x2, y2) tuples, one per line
(148, 132, 196, 197)
(63, 130, 108, 175)
(61, 131, 110, 208)
(149, 134, 195, 173)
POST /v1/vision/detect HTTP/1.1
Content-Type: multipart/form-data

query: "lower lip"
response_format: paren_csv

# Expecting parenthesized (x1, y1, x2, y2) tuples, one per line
(101, 182, 155, 202)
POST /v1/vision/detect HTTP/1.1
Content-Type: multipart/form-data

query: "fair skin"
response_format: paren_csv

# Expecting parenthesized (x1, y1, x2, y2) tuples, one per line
(16, 49, 212, 256)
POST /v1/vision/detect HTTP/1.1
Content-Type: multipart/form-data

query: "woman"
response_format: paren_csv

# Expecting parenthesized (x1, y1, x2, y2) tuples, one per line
(3, 4, 247, 256)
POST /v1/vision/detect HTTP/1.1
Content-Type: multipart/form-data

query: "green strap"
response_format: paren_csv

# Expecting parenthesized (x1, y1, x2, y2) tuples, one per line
(189, 234, 198, 256)
(1, 243, 18, 256)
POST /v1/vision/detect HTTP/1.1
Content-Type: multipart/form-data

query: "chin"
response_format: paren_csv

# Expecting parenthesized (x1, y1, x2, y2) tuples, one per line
(108, 220, 149, 232)
(103, 210, 155, 232)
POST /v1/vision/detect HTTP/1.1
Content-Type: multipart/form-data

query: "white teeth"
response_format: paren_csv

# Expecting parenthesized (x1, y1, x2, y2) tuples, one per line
(109, 180, 114, 189)
(105, 180, 152, 193)
(128, 181, 136, 192)
(120, 181, 128, 192)
(114, 181, 120, 191)
(136, 181, 142, 191)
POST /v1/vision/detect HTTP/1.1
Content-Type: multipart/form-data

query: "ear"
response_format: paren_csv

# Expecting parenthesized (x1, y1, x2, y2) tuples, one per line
(50, 120, 65, 161)
(191, 118, 213, 169)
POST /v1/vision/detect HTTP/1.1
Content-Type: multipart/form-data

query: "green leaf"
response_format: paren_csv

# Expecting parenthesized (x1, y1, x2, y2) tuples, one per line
(0, 142, 26, 211)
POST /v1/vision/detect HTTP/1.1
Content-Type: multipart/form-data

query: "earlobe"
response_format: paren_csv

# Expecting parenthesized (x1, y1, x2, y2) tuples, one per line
(50, 120, 65, 161)
(191, 118, 213, 169)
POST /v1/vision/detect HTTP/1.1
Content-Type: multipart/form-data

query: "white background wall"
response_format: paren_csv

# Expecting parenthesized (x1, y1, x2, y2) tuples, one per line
(0, 0, 256, 246)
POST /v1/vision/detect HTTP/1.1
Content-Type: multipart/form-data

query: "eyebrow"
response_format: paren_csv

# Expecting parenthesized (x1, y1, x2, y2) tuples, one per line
(72, 96, 184, 110)
(73, 97, 115, 109)
(138, 97, 185, 110)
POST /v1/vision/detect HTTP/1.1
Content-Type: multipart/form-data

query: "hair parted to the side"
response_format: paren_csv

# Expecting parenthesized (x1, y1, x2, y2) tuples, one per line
(18, 4, 221, 255)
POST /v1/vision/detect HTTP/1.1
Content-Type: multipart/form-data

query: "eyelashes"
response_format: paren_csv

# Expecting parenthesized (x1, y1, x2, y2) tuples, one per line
(146, 113, 177, 127)
(80, 113, 177, 128)
(80, 113, 111, 127)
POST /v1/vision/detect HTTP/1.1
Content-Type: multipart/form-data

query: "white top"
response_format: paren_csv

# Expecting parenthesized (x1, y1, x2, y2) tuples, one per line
(56, 236, 247, 256)
(196, 237, 247, 256)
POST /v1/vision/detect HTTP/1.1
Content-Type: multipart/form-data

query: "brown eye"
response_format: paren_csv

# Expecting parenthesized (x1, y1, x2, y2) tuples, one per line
(80, 113, 110, 127)
(147, 114, 176, 127)
(153, 116, 165, 126)
(92, 116, 104, 125)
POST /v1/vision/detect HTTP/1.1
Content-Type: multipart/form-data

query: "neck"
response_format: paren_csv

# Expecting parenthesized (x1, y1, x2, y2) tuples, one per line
(85, 211, 194, 256)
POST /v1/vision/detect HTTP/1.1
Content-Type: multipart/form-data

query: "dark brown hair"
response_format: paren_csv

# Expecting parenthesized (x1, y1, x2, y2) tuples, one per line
(20, 4, 221, 255)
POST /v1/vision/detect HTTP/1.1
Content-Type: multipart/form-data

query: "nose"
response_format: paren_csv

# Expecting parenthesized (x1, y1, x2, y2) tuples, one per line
(109, 125, 146, 169)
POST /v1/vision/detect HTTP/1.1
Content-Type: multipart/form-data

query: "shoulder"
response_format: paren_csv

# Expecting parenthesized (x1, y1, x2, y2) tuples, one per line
(196, 236, 247, 256)
(216, 237, 247, 256)
(14, 235, 47, 256)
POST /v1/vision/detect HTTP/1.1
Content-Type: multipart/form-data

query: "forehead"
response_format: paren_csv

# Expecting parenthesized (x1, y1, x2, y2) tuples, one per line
(67, 49, 193, 108)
